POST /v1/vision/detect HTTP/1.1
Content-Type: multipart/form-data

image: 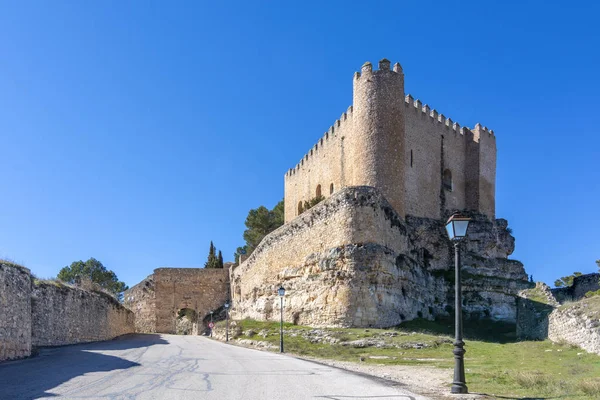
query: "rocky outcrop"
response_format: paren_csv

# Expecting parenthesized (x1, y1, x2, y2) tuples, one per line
(231, 186, 528, 328)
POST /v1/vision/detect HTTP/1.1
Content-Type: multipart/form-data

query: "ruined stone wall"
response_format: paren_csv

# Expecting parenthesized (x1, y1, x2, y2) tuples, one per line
(516, 283, 557, 340)
(548, 297, 600, 355)
(283, 59, 496, 222)
(0, 262, 32, 362)
(31, 282, 134, 346)
(551, 273, 600, 303)
(123, 275, 156, 333)
(153, 268, 229, 334)
(233, 186, 527, 328)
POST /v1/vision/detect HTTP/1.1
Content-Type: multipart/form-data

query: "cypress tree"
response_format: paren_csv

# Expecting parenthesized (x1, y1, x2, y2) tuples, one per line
(218, 250, 224, 268)
(205, 241, 219, 269)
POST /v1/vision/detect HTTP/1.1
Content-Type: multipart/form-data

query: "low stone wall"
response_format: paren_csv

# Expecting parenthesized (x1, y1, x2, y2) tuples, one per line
(0, 262, 32, 361)
(1, 261, 135, 362)
(548, 297, 600, 355)
(31, 282, 134, 346)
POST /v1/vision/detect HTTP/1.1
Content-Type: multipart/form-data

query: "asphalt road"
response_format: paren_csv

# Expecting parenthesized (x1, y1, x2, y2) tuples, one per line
(0, 334, 431, 400)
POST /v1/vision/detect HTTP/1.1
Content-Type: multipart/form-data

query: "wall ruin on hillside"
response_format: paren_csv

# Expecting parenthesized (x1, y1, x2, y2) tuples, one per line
(231, 186, 528, 328)
(0, 261, 134, 362)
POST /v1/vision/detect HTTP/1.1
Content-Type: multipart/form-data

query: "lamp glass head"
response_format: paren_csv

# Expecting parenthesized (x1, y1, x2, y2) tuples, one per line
(224, 302, 229, 309)
(446, 214, 471, 240)
(278, 286, 285, 297)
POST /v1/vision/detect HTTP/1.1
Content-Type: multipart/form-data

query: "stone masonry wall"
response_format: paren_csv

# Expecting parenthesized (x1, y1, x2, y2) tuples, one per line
(123, 275, 156, 333)
(548, 297, 600, 355)
(233, 186, 527, 328)
(0, 262, 32, 362)
(31, 282, 135, 346)
(284, 59, 496, 222)
(551, 273, 600, 303)
(154, 268, 229, 334)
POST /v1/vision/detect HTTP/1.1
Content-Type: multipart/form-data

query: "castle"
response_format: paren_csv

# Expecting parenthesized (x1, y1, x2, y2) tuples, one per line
(126, 59, 529, 332)
(284, 58, 496, 223)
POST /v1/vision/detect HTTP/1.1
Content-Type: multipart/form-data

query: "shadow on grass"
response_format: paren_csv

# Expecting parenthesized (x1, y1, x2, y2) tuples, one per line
(397, 317, 518, 344)
(471, 393, 565, 400)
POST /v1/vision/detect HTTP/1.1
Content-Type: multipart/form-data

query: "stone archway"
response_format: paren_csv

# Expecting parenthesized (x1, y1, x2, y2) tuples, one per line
(175, 308, 198, 335)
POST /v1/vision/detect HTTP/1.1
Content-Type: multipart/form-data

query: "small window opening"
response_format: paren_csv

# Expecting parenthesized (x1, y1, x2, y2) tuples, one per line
(298, 201, 303, 215)
(330, 183, 334, 194)
(443, 169, 453, 191)
(316, 184, 322, 198)
(410, 150, 413, 168)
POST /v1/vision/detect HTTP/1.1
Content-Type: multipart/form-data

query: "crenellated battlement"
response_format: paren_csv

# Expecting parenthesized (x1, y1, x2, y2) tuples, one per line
(285, 58, 497, 223)
(354, 58, 403, 80)
(285, 105, 354, 178)
(404, 94, 495, 137)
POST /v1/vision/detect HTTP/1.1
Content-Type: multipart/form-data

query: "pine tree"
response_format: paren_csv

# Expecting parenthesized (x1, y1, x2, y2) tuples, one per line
(205, 241, 219, 269)
(218, 250, 224, 268)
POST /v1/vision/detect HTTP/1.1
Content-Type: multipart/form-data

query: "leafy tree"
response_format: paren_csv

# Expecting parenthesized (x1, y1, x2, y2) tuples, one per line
(234, 245, 248, 265)
(205, 241, 221, 269)
(235, 200, 284, 264)
(57, 258, 128, 299)
(302, 195, 325, 213)
(217, 250, 224, 269)
(554, 271, 583, 288)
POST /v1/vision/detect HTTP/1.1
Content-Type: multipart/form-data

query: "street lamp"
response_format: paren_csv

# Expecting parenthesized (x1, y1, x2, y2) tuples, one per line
(446, 213, 471, 394)
(210, 310, 213, 337)
(278, 286, 286, 353)
(224, 302, 230, 342)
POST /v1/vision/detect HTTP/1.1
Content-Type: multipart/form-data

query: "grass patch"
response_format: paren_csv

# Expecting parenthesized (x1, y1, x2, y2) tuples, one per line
(216, 318, 600, 399)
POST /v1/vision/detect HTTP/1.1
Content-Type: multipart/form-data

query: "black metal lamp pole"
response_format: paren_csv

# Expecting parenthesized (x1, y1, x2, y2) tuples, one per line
(445, 213, 470, 394)
(210, 311, 213, 337)
(224, 302, 230, 342)
(451, 240, 468, 394)
(278, 286, 285, 353)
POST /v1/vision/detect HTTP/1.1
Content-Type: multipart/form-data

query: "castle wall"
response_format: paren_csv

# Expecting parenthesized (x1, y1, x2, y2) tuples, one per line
(123, 275, 156, 333)
(31, 282, 134, 347)
(0, 263, 32, 362)
(284, 107, 353, 222)
(284, 59, 496, 223)
(153, 268, 229, 334)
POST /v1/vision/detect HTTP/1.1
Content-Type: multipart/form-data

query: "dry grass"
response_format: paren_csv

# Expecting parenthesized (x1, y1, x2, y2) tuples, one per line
(512, 371, 548, 388)
(580, 378, 600, 396)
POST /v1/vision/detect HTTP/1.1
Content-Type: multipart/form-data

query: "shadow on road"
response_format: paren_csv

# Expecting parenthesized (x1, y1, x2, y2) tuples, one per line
(0, 334, 167, 400)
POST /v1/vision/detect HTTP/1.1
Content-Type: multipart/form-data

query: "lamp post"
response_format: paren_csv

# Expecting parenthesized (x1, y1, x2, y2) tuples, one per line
(210, 310, 213, 337)
(224, 302, 230, 342)
(278, 286, 286, 353)
(445, 213, 471, 395)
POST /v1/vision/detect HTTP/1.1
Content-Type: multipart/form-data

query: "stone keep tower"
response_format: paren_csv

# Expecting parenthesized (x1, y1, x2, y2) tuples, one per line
(351, 60, 406, 218)
(284, 58, 496, 223)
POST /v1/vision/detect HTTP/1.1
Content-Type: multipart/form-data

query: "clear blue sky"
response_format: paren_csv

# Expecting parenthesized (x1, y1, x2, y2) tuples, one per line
(1, 1, 598, 288)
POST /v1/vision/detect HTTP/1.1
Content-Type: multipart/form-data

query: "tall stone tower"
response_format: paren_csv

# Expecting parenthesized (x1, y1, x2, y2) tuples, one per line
(350, 59, 406, 217)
